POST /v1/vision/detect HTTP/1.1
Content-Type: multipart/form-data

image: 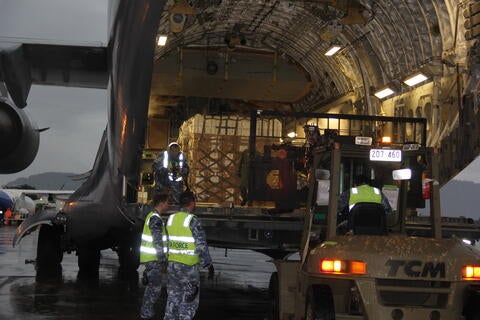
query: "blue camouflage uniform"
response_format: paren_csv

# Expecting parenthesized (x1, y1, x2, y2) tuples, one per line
(140, 210, 167, 320)
(152, 149, 189, 204)
(164, 211, 212, 320)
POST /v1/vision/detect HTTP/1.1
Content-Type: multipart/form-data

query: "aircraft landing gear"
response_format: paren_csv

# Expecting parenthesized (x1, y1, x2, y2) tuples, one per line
(36, 225, 63, 281)
(117, 230, 141, 280)
(77, 245, 100, 281)
(117, 245, 140, 278)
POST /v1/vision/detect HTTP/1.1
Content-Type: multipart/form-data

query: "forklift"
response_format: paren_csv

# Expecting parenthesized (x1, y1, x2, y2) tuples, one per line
(270, 114, 480, 320)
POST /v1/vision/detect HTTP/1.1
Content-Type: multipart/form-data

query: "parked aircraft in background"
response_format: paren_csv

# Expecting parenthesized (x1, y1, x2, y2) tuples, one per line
(0, 0, 479, 280)
(0, 189, 74, 216)
(0, 189, 35, 216)
(0, 190, 14, 221)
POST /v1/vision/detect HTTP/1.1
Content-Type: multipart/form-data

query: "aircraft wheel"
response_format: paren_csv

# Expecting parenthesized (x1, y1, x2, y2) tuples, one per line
(268, 272, 279, 320)
(36, 225, 63, 280)
(305, 285, 335, 320)
(77, 245, 100, 280)
(117, 237, 140, 279)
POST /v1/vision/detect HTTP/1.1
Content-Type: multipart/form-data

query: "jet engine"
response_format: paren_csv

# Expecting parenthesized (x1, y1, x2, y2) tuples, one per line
(0, 98, 40, 173)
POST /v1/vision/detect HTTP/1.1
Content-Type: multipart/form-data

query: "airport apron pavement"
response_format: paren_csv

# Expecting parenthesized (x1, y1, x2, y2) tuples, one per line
(0, 225, 275, 319)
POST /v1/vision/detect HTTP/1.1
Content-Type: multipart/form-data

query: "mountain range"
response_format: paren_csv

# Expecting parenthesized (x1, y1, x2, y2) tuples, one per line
(2, 172, 83, 190)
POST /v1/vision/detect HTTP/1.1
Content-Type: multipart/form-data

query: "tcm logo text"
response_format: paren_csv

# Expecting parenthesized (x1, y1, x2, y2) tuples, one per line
(386, 260, 446, 278)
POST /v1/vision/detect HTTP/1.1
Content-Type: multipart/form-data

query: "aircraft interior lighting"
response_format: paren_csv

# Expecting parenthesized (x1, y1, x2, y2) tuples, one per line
(157, 35, 168, 46)
(403, 73, 428, 86)
(325, 45, 341, 56)
(374, 87, 394, 99)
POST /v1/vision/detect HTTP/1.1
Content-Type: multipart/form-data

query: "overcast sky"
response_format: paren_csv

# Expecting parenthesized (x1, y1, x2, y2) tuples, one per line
(0, 0, 107, 45)
(0, 0, 108, 186)
(0, 0, 479, 188)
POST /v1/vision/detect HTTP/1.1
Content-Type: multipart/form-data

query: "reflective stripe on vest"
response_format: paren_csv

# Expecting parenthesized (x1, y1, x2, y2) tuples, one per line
(162, 151, 169, 169)
(168, 175, 183, 182)
(179, 153, 184, 168)
(348, 185, 382, 211)
(166, 211, 199, 266)
(140, 211, 167, 263)
(164, 151, 185, 182)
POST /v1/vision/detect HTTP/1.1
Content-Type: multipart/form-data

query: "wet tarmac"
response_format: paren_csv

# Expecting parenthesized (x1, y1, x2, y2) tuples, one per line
(0, 225, 275, 320)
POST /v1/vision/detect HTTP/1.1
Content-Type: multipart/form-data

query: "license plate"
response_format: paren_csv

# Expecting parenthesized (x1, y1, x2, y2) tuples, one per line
(369, 149, 402, 162)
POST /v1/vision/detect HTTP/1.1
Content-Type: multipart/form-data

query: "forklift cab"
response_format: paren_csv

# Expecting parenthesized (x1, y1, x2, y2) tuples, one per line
(308, 140, 432, 240)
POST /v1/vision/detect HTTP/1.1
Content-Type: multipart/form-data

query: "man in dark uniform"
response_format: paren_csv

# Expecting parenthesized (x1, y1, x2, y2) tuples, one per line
(152, 142, 189, 204)
(163, 191, 212, 320)
(139, 193, 169, 320)
(237, 148, 261, 206)
(338, 175, 392, 226)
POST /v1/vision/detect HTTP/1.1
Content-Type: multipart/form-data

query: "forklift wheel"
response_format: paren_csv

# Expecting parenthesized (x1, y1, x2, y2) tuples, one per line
(464, 288, 480, 320)
(268, 272, 279, 320)
(305, 285, 335, 320)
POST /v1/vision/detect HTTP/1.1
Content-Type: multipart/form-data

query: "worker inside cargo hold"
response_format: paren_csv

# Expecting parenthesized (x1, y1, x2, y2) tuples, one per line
(274, 145, 297, 211)
(237, 148, 261, 206)
(152, 142, 189, 204)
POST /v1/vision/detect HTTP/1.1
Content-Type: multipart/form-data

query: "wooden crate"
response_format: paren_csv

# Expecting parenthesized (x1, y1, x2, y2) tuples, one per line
(178, 114, 281, 205)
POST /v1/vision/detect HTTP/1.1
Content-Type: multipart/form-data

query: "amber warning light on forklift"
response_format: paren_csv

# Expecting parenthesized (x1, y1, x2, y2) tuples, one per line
(320, 259, 366, 275)
(462, 265, 480, 280)
(381, 136, 392, 144)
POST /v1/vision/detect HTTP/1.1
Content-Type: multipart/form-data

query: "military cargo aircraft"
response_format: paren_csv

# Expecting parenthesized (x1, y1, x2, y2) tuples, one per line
(1, 0, 479, 278)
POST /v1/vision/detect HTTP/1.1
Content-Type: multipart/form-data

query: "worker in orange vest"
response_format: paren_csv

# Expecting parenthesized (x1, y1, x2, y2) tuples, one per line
(4, 208, 12, 225)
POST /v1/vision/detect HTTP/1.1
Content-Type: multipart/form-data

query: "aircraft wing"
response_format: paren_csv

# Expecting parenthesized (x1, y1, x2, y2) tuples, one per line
(24, 43, 108, 89)
(20, 190, 74, 195)
(1, 189, 74, 196)
(1, 189, 74, 205)
(0, 38, 107, 107)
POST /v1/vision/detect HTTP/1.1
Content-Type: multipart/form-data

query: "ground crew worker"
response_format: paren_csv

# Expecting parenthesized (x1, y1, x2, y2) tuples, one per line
(237, 148, 261, 206)
(140, 193, 170, 320)
(163, 191, 212, 320)
(152, 142, 189, 204)
(338, 174, 392, 223)
(4, 208, 12, 225)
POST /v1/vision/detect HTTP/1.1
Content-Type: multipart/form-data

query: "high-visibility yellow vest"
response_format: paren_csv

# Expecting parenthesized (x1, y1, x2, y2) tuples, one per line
(166, 211, 199, 266)
(348, 185, 382, 211)
(140, 211, 167, 263)
(162, 151, 185, 182)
